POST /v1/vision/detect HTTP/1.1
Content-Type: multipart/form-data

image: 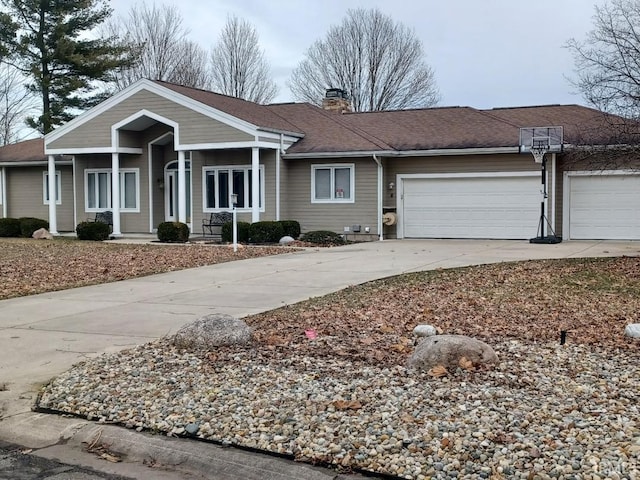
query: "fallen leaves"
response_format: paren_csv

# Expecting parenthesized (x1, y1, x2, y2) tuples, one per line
(331, 400, 363, 411)
(83, 429, 121, 463)
(428, 365, 448, 377)
(247, 256, 640, 367)
(0, 239, 291, 300)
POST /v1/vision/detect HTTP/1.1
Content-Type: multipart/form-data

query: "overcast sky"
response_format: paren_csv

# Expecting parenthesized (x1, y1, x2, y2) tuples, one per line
(110, 0, 599, 109)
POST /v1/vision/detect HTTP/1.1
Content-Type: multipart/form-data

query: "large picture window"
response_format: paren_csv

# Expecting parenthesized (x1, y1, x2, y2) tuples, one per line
(85, 169, 139, 212)
(43, 171, 61, 205)
(311, 164, 354, 203)
(203, 165, 264, 211)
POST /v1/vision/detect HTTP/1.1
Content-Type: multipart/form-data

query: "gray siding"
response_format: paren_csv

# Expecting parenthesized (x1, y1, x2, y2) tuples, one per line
(284, 157, 378, 235)
(5, 166, 74, 231)
(48, 90, 253, 150)
(75, 154, 150, 233)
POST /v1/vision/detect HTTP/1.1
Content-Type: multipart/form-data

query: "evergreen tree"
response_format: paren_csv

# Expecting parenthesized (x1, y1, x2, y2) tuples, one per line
(0, 0, 132, 133)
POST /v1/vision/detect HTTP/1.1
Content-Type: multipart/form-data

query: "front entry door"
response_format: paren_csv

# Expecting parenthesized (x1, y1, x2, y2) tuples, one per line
(164, 162, 191, 224)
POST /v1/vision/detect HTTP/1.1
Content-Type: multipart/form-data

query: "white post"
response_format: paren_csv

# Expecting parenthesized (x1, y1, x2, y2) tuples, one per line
(47, 155, 58, 234)
(177, 150, 186, 224)
(251, 146, 259, 223)
(232, 205, 238, 252)
(111, 153, 121, 236)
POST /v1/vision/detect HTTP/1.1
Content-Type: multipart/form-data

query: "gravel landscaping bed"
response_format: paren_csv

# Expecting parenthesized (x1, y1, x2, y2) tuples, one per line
(33, 256, 640, 479)
(37, 339, 639, 479)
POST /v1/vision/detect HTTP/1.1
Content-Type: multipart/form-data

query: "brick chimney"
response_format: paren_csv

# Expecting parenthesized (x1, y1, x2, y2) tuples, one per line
(322, 88, 352, 113)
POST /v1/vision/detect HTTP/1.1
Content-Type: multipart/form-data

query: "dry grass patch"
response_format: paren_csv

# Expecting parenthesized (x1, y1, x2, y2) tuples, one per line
(0, 238, 293, 300)
(243, 256, 640, 367)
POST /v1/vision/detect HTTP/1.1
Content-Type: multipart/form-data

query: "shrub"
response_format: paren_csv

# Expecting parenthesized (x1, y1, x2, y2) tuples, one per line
(18, 217, 49, 237)
(0, 218, 21, 237)
(221, 221, 251, 243)
(248, 221, 284, 244)
(76, 221, 111, 241)
(278, 220, 301, 239)
(300, 230, 346, 246)
(157, 221, 190, 243)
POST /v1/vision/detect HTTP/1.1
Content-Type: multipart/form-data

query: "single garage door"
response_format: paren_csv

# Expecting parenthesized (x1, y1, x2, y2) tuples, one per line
(567, 174, 640, 240)
(401, 174, 541, 239)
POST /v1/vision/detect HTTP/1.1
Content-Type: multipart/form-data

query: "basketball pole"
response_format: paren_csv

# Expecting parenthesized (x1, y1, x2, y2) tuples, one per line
(529, 147, 561, 244)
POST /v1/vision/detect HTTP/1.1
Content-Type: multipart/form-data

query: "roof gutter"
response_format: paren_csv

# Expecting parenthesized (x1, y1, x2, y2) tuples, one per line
(0, 160, 73, 166)
(284, 146, 520, 159)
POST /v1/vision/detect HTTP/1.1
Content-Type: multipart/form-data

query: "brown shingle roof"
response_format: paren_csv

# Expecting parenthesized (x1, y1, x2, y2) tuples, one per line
(0, 138, 47, 163)
(483, 104, 628, 146)
(154, 81, 304, 135)
(266, 103, 392, 153)
(340, 107, 519, 151)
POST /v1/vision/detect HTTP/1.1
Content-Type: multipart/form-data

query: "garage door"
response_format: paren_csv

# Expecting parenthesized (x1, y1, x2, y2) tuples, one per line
(401, 174, 541, 239)
(567, 174, 640, 240)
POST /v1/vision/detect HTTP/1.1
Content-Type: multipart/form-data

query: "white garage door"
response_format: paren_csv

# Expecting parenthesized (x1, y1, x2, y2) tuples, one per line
(401, 174, 541, 239)
(567, 174, 640, 240)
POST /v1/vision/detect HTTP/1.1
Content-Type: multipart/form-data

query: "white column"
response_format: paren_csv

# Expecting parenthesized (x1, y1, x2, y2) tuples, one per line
(275, 147, 281, 221)
(111, 153, 121, 236)
(47, 155, 58, 234)
(251, 147, 260, 222)
(177, 150, 187, 224)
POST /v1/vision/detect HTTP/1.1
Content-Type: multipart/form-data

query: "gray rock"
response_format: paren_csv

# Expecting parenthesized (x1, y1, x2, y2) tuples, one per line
(407, 334, 498, 371)
(625, 324, 640, 338)
(413, 324, 437, 337)
(279, 235, 295, 245)
(32, 228, 53, 240)
(173, 313, 252, 350)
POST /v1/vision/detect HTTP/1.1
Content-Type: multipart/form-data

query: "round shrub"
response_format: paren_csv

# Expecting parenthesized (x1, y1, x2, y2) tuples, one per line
(278, 220, 301, 239)
(18, 217, 49, 237)
(157, 221, 190, 243)
(76, 221, 110, 241)
(248, 221, 285, 244)
(221, 221, 250, 243)
(300, 230, 346, 246)
(0, 218, 21, 237)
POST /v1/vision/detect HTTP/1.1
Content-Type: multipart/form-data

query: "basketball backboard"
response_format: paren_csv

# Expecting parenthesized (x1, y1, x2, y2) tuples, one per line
(519, 126, 563, 153)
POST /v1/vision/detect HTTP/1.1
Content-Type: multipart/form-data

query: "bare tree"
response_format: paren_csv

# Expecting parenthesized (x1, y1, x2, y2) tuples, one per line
(105, 2, 209, 90)
(289, 8, 440, 112)
(210, 15, 278, 103)
(567, 0, 640, 117)
(0, 64, 37, 144)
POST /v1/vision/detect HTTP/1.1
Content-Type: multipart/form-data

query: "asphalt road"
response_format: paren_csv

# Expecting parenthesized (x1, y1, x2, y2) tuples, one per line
(0, 441, 132, 480)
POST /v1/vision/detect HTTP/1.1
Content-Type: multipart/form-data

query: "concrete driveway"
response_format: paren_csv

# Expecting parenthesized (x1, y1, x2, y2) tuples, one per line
(0, 239, 638, 478)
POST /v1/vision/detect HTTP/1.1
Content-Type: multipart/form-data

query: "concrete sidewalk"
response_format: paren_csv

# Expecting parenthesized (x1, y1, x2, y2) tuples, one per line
(0, 239, 638, 478)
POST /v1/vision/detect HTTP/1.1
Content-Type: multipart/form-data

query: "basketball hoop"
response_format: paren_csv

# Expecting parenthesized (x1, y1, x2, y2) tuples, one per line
(531, 144, 548, 164)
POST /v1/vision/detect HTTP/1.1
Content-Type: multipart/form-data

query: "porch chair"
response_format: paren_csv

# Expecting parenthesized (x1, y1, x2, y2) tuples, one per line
(202, 212, 233, 240)
(89, 211, 113, 231)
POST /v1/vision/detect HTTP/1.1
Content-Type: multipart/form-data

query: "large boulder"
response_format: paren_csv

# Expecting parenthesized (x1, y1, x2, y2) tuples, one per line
(173, 314, 252, 350)
(407, 334, 498, 371)
(32, 228, 53, 240)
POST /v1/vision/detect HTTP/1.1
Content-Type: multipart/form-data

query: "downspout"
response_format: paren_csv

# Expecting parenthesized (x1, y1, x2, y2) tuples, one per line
(373, 154, 383, 241)
(72, 156, 77, 230)
(1, 167, 6, 218)
(276, 134, 282, 221)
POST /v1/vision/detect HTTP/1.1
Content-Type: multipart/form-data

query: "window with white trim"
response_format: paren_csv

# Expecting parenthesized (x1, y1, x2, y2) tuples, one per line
(85, 168, 140, 212)
(203, 165, 264, 211)
(43, 171, 61, 205)
(311, 164, 354, 202)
